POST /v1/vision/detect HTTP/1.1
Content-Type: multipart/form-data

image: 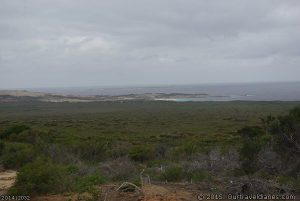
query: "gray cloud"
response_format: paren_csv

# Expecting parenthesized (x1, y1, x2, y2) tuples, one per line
(0, 0, 300, 88)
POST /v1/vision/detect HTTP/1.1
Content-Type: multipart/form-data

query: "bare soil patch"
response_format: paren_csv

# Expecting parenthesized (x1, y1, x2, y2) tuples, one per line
(0, 170, 17, 195)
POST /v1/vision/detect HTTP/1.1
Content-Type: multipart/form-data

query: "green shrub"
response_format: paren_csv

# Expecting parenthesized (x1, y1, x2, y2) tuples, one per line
(0, 141, 4, 155)
(107, 147, 129, 158)
(0, 142, 36, 169)
(182, 141, 198, 157)
(295, 176, 300, 191)
(270, 107, 300, 158)
(239, 126, 263, 140)
(9, 157, 70, 195)
(276, 175, 300, 190)
(154, 144, 167, 158)
(146, 159, 171, 167)
(73, 140, 111, 161)
(128, 146, 153, 162)
(66, 164, 80, 174)
(171, 141, 203, 159)
(238, 126, 266, 175)
(8, 130, 39, 144)
(238, 107, 300, 176)
(256, 171, 273, 180)
(262, 107, 300, 176)
(161, 166, 183, 182)
(0, 125, 30, 139)
(126, 175, 141, 189)
(240, 139, 262, 174)
(10, 158, 105, 196)
(74, 173, 106, 193)
(187, 170, 212, 182)
(86, 187, 102, 201)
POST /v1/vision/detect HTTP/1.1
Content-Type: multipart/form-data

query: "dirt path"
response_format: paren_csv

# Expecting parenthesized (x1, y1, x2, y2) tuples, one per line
(140, 184, 198, 201)
(0, 170, 17, 195)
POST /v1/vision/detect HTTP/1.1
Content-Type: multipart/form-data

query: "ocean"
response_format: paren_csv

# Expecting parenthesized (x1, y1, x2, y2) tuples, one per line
(31, 82, 300, 101)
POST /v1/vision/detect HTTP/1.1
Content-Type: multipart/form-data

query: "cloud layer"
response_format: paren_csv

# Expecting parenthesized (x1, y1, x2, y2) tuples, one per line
(0, 0, 300, 88)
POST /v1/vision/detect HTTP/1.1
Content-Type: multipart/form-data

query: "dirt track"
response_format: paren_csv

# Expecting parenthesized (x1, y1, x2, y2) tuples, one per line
(0, 170, 17, 195)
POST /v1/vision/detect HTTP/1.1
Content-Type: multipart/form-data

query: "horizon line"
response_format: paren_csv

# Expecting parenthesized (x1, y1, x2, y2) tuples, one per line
(1, 80, 300, 91)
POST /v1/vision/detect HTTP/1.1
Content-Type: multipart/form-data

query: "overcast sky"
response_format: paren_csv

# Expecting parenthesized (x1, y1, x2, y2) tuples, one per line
(0, 0, 300, 88)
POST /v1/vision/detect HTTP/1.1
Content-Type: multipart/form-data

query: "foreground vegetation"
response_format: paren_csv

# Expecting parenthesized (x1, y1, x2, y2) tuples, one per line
(0, 101, 299, 198)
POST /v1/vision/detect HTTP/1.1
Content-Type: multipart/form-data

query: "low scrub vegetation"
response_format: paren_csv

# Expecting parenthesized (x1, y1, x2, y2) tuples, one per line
(0, 101, 299, 196)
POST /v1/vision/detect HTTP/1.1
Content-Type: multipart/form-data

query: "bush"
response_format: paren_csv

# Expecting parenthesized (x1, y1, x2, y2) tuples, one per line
(188, 170, 212, 182)
(7, 130, 39, 144)
(73, 140, 111, 161)
(0, 141, 4, 155)
(9, 157, 70, 195)
(276, 175, 300, 191)
(270, 107, 300, 156)
(240, 140, 262, 174)
(161, 166, 183, 182)
(238, 126, 267, 175)
(171, 141, 202, 160)
(238, 126, 263, 140)
(154, 144, 167, 158)
(74, 173, 106, 193)
(264, 107, 300, 175)
(128, 146, 153, 162)
(0, 142, 36, 169)
(0, 125, 30, 139)
(172, 141, 198, 158)
(100, 157, 136, 180)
